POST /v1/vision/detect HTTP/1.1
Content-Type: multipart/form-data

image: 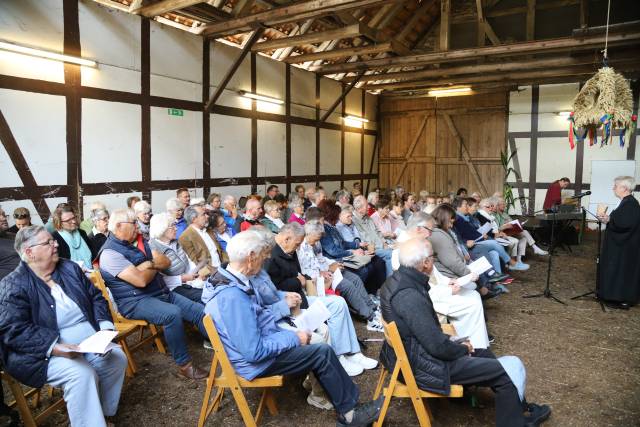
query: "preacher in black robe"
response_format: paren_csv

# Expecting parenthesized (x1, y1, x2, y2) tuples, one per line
(598, 194, 640, 305)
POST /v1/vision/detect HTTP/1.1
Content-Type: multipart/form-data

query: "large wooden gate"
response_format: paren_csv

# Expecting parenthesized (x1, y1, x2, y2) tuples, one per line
(378, 92, 508, 196)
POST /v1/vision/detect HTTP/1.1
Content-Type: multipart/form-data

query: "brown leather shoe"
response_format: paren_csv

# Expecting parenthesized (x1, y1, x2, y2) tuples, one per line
(178, 362, 209, 380)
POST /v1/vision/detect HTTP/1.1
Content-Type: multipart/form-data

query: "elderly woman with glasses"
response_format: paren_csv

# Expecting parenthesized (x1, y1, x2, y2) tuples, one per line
(51, 205, 96, 270)
(148, 212, 209, 304)
(0, 225, 128, 427)
(87, 208, 110, 254)
(166, 198, 187, 239)
(133, 200, 152, 240)
(261, 200, 285, 233)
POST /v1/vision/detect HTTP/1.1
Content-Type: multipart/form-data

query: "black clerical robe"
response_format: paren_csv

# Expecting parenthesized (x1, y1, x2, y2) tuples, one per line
(598, 195, 640, 305)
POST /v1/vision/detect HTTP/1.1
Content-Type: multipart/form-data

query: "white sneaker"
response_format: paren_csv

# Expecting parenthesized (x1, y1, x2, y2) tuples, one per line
(367, 317, 384, 333)
(339, 355, 364, 376)
(307, 393, 334, 410)
(346, 352, 378, 370)
(302, 375, 312, 391)
(534, 247, 549, 256)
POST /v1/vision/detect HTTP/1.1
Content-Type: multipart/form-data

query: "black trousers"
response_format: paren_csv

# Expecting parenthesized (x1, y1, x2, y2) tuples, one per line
(260, 343, 359, 414)
(448, 349, 525, 427)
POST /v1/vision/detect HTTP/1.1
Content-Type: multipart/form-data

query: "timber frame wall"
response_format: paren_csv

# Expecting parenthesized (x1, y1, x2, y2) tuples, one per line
(0, 0, 378, 223)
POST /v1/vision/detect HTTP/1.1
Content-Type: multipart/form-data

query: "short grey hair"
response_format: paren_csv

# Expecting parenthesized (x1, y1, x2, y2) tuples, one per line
(133, 200, 151, 214)
(248, 225, 276, 250)
(222, 195, 236, 206)
(14, 225, 47, 256)
(304, 221, 324, 236)
(353, 195, 368, 210)
(398, 238, 432, 269)
(190, 197, 206, 206)
(336, 189, 350, 202)
(289, 197, 303, 209)
(108, 209, 136, 233)
(90, 208, 109, 224)
(184, 205, 201, 225)
(227, 230, 270, 263)
(149, 212, 173, 240)
(366, 192, 378, 204)
(340, 205, 353, 214)
(614, 175, 635, 192)
(88, 201, 106, 211)
(280, 222, 305, 237)
(407, 212, 433, 230)
(166, 198, 183, 212)
(479, 198, 493, 209)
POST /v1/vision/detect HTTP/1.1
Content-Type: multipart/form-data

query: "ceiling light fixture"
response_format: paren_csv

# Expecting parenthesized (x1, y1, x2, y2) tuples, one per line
(427, 87, 472, 97)
(0, 40, 97, 67)
(343, 115, 369, 123)
(556, 111, 572, 117)
(238, 90, 284, 105)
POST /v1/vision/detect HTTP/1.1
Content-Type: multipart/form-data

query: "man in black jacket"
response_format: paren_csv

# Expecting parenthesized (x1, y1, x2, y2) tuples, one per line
(379, 238, 551, 427)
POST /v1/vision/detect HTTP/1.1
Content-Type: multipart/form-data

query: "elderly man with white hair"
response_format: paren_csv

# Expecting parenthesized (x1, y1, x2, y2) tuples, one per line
(98, 209, 209, 380)
(201, 230, 384, 426)
(380, 237, 551, 427)
(221, 194, 241, 235)
(179, 206, 224, 275)
(239, 198, 263, 232)
(596, 175, 640, 309)
(133, 200, 152, 240)
(87, 208, 110, 254)
(166, 198, 187, 239)
(80, 201, 107, 234)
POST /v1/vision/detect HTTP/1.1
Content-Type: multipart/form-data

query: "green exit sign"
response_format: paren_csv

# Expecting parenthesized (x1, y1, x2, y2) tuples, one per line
(168, 108, 183, 116)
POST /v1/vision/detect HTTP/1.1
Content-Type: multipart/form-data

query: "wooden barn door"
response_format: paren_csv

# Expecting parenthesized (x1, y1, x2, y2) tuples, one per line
(379, 93, 507, 196)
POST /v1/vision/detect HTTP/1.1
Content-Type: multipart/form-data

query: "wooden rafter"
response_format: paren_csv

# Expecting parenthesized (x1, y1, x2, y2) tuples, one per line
(232, 0, 255, 17)
(526, 0, 536, 40)
(272, 19, 315, 60)
(0, 110, 52, 221)
(133, 0, 204, 17)
(284, 42, 394, 64)
(442, 114, 488, 196)
(313, 31, 640, 74)
(252, 22, 377, 52)
(199, 0, 402, 38)
(439, 0, 450, 51)
(205, 28, 265, 112)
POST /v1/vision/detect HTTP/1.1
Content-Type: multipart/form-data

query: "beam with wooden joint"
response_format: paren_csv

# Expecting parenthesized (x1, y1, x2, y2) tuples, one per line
(526, 0, 536, 40)
(252, 22, 376, 52)
(396, 0, 433, 42)
(395, 115, 428, 186)
(0, 110, 52, 221)
(442, 114, 488, 196)
(284, 42, 395, 63)
(320, 72, 365, 122)
(199, 0, 401, 38)
(133, 0, 204, 17)
(273, 19, 315, 60)
(439, 0, 450, 51)
(205, 28, 264, 112)
(313, 31, 640, 74)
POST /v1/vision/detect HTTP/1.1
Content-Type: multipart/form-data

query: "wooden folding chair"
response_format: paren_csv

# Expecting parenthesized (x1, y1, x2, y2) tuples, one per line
(88, 271, 166, 376)
(198, 315, 282, 427)
(372, 320, 464, 427)
(1, 372, 66, 427)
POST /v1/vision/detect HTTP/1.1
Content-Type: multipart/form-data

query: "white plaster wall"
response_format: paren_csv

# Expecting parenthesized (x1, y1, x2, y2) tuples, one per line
(151, 107, 202, 180)
(291, 125, 315, 175)
(344, 132, 361, 175)
(0, 89, 67, 185)
(210, 114, 251, 178)
(83, 192, 142, 219)
(319, 129, 341, 175)
(257, 121, 286, 176)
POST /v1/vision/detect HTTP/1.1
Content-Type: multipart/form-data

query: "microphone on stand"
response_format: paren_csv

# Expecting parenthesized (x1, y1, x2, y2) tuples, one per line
(570, 191, 592, 199)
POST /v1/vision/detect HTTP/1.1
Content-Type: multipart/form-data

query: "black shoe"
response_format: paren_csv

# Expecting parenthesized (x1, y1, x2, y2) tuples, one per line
(337, 396, 384, 427)
(488, 334, 495, 344)
(604, 301, 630, 310)
(488, 273, 509, 283)
(481, 289, 502, 300)
(524, 403, 551, 427)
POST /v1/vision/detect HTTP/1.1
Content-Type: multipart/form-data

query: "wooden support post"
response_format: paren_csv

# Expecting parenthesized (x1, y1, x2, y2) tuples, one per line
(579, 0, 589, 28)
(442, 114, 488, 196)
(395, 115, 428, 186)
(440, 0, 450, 51)
(476, 0, 486, 46)
(320, 72, 364, 122)
(526, 0, 536, 40)
(205, 28, 264, 113)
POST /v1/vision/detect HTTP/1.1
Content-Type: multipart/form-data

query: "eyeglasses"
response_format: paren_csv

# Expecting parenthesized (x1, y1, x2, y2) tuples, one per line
(13, 213, 30, 219)
(61, 216, 77, 223)
(96, 217, 108, 222)
(118, 221, 138, 227)
(420, 226, 433, 233)
(27, 239, 56, 249)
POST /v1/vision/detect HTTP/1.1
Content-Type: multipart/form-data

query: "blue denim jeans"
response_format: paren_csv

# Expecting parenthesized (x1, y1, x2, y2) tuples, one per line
(470, 243, 502, 274)
(375, 248, 394, 277)
(119, 292, 206, 365)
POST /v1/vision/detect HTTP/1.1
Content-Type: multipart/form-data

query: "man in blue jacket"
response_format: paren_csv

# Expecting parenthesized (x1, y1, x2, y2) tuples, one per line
(202, 230, 383, 426)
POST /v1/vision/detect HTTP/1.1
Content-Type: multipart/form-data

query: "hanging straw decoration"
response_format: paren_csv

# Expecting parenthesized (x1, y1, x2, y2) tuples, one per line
(567, 0, 636, 149)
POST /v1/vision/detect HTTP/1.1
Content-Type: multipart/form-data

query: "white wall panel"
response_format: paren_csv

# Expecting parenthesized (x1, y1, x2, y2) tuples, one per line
(257, 121, 286, 176)
(79, 1, 141, 93)
(256, 55, 285, 112)
(538, 112, 572, 132)
(82, 99, 141, 183)
(210, 185, 252, 200)
(582, 145, 629, 184)
(210, 42, 251, 105)
(291, 125, 315, 175)
(320, 78, 341, 112)
(538, 83, 578, 114)
(0, 89, 66, 185)
(536, 137, 576, 182)
(150, 22, 201, 99)
(0, 0, 65, 83)
(320, 181, 341, 195)
(508, 86, 532, 133)
(0, 145, 22, 187)
(291, 104, 316, 120)
(365, 93, 377, 121)
(151, 107, 202, 180)
(83, 192, 141, 219)
(512, 138, 531, 182)
(344, 132, 361, 174)
(319, 129, 341, 175)
(152, 188, 203, 214)
(151, 75, 200, 102)
(291, 67, 315, 108)
(345, 88, 362, 117)
(210, 115, 251, 178)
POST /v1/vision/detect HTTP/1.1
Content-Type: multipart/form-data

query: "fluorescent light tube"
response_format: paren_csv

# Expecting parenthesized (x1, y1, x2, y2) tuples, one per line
(0, 40, 97, 67)
(427, 87, 472, 97)
(238, 91, 284, 105)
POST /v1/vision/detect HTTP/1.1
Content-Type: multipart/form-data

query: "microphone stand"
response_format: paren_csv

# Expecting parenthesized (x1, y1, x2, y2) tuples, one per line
(523, 207, 566, 305)
(571, 206, 606, 311)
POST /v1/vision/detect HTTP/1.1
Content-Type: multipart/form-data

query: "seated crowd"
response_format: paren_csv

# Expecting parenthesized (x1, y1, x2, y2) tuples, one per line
(0, 184, 551, 426)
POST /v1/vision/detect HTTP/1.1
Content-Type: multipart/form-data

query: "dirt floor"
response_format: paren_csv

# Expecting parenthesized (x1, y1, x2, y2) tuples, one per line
(2, 234, 639, 427)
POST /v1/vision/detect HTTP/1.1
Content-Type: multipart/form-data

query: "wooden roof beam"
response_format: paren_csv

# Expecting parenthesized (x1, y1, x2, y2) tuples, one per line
(526, 0, 536, 40)
(283, 42, 395, 63)
(312, 31, 640, 74)
(200, 0, 402, 38)
(232, 0, 255, 17)
(252, 22, 377, 52)
(133, 0, 204, 17)
(439, 0, 451, 51)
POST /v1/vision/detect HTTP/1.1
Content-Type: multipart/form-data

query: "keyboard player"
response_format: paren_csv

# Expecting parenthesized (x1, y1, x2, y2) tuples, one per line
(543, 177, 571, 212)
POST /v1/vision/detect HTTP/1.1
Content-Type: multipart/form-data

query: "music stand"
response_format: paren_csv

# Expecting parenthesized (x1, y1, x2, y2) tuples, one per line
(523, 208, 566, 305)
(571, 207, 606, 311)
